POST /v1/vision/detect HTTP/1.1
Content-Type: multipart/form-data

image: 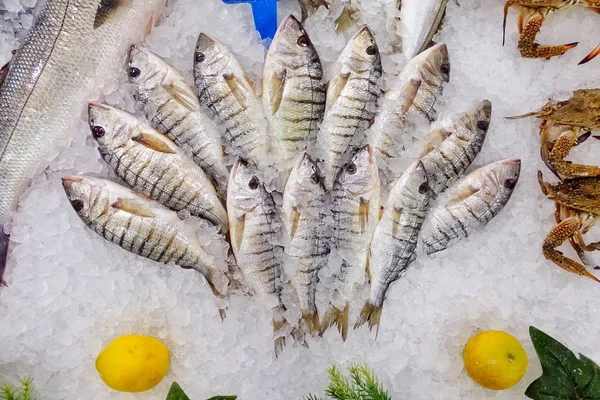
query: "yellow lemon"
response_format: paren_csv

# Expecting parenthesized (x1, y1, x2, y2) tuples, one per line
(463, 330, 528, 390)
(96, 334, 170, 392)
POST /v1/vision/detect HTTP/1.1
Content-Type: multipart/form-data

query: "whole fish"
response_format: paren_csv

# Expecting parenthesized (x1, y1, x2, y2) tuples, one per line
(0, 0, 165, 283)
(88, 103, 228, 233)
(227, 160, 290, 353)
(420, 100, 492, 197)
(62, 176, 228, 296)
(422, 158, 521, 255)
(355, 160, 429, 332)
(262, 15, 326, 177)
(321, 144, 380, 340)
(194, 34, 269, 168)
(400, 0, 448, 59)
(369, 43, 450, 165)
(316, 26, 382, 190)
(298, 0, 329, 23)
(282, 153, 328, 335)
(128, 45, 229, 199)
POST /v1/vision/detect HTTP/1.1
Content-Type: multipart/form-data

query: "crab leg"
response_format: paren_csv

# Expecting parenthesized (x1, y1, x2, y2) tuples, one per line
(542, 127, 600, 178)
(515, 7, 578, 58)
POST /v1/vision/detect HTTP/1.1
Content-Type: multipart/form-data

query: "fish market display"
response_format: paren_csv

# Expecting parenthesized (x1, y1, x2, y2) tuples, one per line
(62, 176, 228, 295)
(88, 103, 228, 233)
(355, 160, 429, 332)
(369, 43, 450, 166)
(422, 159, 521, 255)
(400, 0, 448, 59)
(128, 45, 229, 199)
(316, 27, 382, 190)
(262, 15, 326, 177)
(420, 100, 492, 197)
(321, 145, 380, 340)
(282, 153, 328, 334)
(0, 0, 165, 283)
(227, 160, 290, 352)
(194, 33, 269, 168)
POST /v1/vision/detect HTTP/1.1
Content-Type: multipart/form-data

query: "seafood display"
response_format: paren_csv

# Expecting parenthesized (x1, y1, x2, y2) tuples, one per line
(400, 0, 449, 59)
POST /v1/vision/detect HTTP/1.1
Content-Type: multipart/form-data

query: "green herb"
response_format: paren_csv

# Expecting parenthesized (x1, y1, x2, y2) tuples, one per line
(0, 378, 34, 400)
(166, 382, 237, 400)
(305, 364, 391, 400)
(526, 326, 600, 399)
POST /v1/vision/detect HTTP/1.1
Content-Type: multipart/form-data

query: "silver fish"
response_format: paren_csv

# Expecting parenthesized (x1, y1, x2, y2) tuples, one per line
(128, 45, 229, 199)
(420, 100, 492, 197)
(282, 153, 328, 335)
(355, 160, 429, 333)
(0, 0, 165, 283)
(321, 144, 380, 340)
(62, 176, 228, 296)
(369, 43, 450, 165)
(316, 27, 382, 190)
(262, 15, 325, 177)
(194, 34, 269, 168)
(227, 160, 290, 353)
(88, 103, 228, 233)
(400, 0, 448, 59)
(422, 158, 521, 255)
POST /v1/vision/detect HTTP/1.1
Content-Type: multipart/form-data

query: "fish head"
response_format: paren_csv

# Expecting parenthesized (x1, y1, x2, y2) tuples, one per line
(228, 160, 265, 213)
(268, 15, 318, 70)
(194, 33, 227, 77)
(426, 43, 450, 83)
(62, 176, 111, 223)
(485, 158, 521, 194)
(88, 103, 135, 149)
(285, 152, 324, 200)
(338, 145, 380, 197)
(463, 99, 492, 136)
(128, 44, 169, 92)
(392, 160, 429, 209)
(340, 26, 382, 76)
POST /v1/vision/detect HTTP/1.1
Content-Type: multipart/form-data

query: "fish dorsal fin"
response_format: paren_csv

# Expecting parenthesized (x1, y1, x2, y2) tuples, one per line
(420, 129, 452, 157)
(398, 79, 422, 115)
(132, 131, 178, 154)
(392, 207, 403, 238)
(359, 198, 370, 234)
(326, 72, 350, 112)
(169, 81, 201, 112)
(224, 73, 253, 109)
(289, 206, 300, 239)
(111, 197, 155, 218)
(265, 69, 287, 116)
(233, 214, 246, 251)
(94, 0, 132, 29)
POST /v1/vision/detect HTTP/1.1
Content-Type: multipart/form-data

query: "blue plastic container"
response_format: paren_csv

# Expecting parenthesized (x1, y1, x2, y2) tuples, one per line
(222, 0, 279, 40)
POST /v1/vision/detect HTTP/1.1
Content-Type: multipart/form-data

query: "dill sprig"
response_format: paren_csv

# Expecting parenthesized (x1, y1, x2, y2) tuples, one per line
(305, 364, 391, 400)
(0, 378, 34, 400)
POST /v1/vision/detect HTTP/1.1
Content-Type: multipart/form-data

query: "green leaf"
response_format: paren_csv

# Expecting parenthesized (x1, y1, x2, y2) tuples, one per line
(526, 326, 600, 400)
(167, 383, 191, 400)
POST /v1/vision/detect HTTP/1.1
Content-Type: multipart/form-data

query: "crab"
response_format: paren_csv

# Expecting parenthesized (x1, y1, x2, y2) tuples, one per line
(503, 0, 600, 63)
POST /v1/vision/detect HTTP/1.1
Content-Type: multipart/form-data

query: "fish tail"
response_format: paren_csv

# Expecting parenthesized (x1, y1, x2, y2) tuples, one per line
(354, 301, 382, 337)
(300, 310, 320, 336)
(272, 306, 289, 357)
(319, 302, 349, 341)
(0, 226, 9, 286)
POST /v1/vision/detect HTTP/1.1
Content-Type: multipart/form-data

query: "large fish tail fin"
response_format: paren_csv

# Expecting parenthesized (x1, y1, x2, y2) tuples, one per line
(354, 301, 382, 337)
(0, 226, 9, 286)
(319, 302, 349, 341)
(300, 309, 320, 336)
(272, 306, 289, 357)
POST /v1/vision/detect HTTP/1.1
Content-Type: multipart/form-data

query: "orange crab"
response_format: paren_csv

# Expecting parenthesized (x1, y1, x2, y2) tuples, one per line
(503, 0, 600, 63)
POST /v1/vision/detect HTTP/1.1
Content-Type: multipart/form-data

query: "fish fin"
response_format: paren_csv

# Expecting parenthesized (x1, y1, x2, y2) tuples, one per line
(392, 207, 403, 238)
(420, 129, 452, 157)
(289, 206, 301, 240)
(94, 0, 132, 29)
(320, 302, 349, 341)
(378, 205, 384, 221)
(265, 69, 286, 116)
(365, 251, 371, 281)
(398, 79, 422, 115)
(301, 310, 320, 336)
(111, 197, 156, 218)
(359, 198, 370, 234)
(354, 301, 382, 337)
(132, 132, 178, 154)
(272, 307, 289, 357)
(233, 214, 246, 252)
(224, 73, 253, 109)
(326, 72, 350, 112)
(447, 185, 479, 207)
(169, 81, 201, 112)
(0, 227, 9, 286)
(245, 74, 254, 88)
(579, 44, 600, 65)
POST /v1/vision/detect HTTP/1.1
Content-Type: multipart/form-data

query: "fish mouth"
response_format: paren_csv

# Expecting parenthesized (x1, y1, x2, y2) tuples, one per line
(88, 102, 110, 111)
(61, 176, 84, 184)
(501, 158, 521, 167)
(196, 33, 216, 50)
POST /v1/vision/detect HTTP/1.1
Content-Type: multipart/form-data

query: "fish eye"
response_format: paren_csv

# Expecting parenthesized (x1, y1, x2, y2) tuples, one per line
(366, 45, 377, 56)
(418, 182, 428, 194)
(346, 163, 357, 175)
(71, 199, 84, 212)
(477, 120, 489, 131)
(195, 52, 206, 63)
(92, 126, 105, 138)
(248, 176, 259, 190)
(440, 64, 450, 74)
(297, 35, 309, 47)
(504, 178, 517, 189)
(310, 173, 319, 184)
(128, 67, 141, 78)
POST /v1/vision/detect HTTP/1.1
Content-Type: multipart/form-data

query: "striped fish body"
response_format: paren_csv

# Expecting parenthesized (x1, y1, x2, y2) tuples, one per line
(370, 43, 450, 164)
(317, 27, 382, 190)
(128, 45, 228, 199)
(401, 0, 448, 59)
(88, 104, 228, 233)
(422, 158, 521, 255)
(62, 176, 227, 294)
(282, 153, 327, 334)
(194, 34, 268, 168)
(420, 100, 491, 197)
(262, 15, 325, 177)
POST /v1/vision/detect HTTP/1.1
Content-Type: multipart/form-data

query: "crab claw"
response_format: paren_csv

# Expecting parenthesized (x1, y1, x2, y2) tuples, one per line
(579, 44, 600, 65)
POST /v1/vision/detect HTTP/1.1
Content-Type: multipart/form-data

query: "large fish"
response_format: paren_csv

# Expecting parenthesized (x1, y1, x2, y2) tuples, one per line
(0, 0, 166, 283)
(355, 160, 429, 333)
(316, 27, 382, 190)
(62, 176, 228, 296)
(262, 15, 325, 177)
(321, 145, 380, 341)
(127, 45, 229, 199)
(400, 0, 448, 59)
(88, 103, 228, 233)
(282, 153, 328, 335)
(422, 158, 521, 255)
